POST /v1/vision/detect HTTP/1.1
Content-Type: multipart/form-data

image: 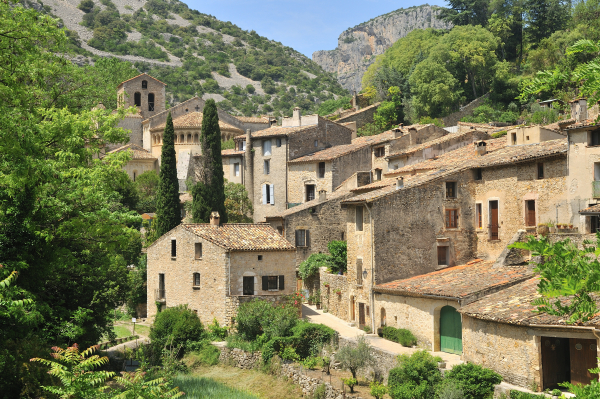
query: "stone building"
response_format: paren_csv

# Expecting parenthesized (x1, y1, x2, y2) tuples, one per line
(339, 137, 568, 331)
(146, 214, 296, 326)
(372, 259, 531, 352)
(460, 277, 600, 390)
(105, 143, 157, 181)
(325, 102, 381, 129)
(221, 148, 245, 185)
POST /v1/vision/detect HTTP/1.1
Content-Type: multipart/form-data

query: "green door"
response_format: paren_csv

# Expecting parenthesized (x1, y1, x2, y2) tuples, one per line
(440, 306, 462, 354)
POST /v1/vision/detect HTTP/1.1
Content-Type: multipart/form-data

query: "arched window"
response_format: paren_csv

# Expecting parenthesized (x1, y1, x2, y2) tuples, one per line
(134, 92, 141, 107)
(194, 134, 199, 143)
(148, 93, 155, 111)
(142, 80, 148, 89)
(180, 134, 184, 143)
(187, 134, 192, 143)
(133, 171, 137, 181)
(193, 272, 200, 287)
(159, 135, 162, 144)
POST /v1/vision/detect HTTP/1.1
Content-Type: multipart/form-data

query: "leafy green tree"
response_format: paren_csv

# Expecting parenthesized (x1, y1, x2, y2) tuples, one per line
(136, 170, 160, 213)
(438, 0, 491, 27)
(526, 0, 570, 45)
(388, 351, 442, 399)
(509, 234, 600, 323)
(335, 335, 374, 380)
(318, 97, 352, 115)
(409, 61, 463, 119)
(192, 99, 227, 223)
(155, 112, 182, 237)
(445, 363, 502, 399)
(299, 253, 331, 280)
(113, 370, 185, 399)
(150, 305, 205, 356)
(373, 86, 404, 129)
(224, 180, 253, 222)
(126, 255, 147, 317)
(327, 240, 347, 274)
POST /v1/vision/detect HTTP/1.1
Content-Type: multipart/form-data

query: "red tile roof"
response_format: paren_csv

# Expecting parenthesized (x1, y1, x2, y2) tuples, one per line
(221, 149, 245, 157)
(234, 116, 272, 124)
(288, 142, 370, 164)
(386, 130, 486, 160)
(182, 223, 295, 251)
(150, 112, 244, 133)
(579, 203, 600, 214)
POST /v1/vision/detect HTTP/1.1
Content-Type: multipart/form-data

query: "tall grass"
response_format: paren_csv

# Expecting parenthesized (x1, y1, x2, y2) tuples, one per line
(173, 375, 259, 399)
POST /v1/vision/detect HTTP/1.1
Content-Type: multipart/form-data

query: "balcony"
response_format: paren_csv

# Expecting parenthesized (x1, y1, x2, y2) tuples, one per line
(593, 181, 600, 199)
(155, 289, 166, 302)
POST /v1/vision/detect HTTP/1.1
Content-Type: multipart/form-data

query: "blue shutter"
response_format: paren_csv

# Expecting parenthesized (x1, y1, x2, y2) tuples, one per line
(270, 184, 275, 206)
(262, 184, 267, 204)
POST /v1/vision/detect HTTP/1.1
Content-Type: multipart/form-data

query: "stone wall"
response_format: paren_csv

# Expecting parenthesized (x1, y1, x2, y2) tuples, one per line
(288, 119, 352, 161)
(287, 161, 334, 205)
(336, 103, 380, 129)
(320, 270, 349, 320)
(332, 146, 372, 189)
(118, 75, 166, 121)
(441, 93, 490, 127)
(252, 135, 289, 222)
(115, 115, 144, 150)
(219, 347, 262, 369)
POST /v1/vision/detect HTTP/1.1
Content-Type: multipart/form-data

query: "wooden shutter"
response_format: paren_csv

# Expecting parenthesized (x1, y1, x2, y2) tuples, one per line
(262, 276, 268, 291)
(279, 275, 285, 291)
(356, 259, 363, 285)
(305, 230, 310, 247)
(295, 230, 300, 246)
(262, 185, 267, 204)
(526, 200, 536, 226)
(270, 184, 275, 205)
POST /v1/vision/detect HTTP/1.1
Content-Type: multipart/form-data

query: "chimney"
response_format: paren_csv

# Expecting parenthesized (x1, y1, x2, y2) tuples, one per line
(210, 211, 220, 226)
(579, 98, 588, 122)
(396, 177, 404, 190)
(475, 141, 487, 156)
(393, 127, 403, 139)
(318, 189, 327, 202)
(292, 107, 301, 127)
(408, 126, 417, 145)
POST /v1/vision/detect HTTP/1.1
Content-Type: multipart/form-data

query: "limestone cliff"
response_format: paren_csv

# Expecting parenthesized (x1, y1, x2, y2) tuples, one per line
(313, 5, 451, 92)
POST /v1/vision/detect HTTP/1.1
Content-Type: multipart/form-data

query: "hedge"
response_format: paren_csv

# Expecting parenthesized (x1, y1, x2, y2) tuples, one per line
(381, 326, 417, 347)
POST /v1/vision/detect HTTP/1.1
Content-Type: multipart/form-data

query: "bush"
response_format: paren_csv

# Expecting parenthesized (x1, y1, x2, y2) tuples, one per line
(299, 253, 330, 279)
(78, 0, 94, 13)
(388, 351, 441, 399)
(235, 299, 298, 341)
(370, 381, 389, 399)
(207, 318, 228, 341)
(194, 343, 220, 366)
(509, 391, 546, 399)
(437, 380, 465, 399)
(150, 305, 205, 356)
(327, 240, 347, 274)
(342, 377, 358, 393)
(335, 335, 373, 379)
(313, 383, 327, 399)
(445, 363, 502, 399)
(290, 322, 336, 358)
(382, 326, 417, 347)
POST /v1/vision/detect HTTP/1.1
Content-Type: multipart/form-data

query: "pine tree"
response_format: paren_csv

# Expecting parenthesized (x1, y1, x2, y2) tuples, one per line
(155, 112, 182, 236)
(192, 99, 228, 223)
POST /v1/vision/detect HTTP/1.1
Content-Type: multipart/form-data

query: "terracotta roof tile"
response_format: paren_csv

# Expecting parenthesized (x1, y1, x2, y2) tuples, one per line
(117, 73, 167, 88)
(106, 143, 156, 160)
(234, 116, 272, 124)
(352, 131, 395, 146)
(459, 277, 600, 327)
(182, 223, 295, 251)
(329, 102, 381, 121)
(268, 189, 355, 219)
(565, 118, 600, 130)
(374, 260, 532, 301)
(221, 149, 245, 157)
(386, 130, 487, 160)
(150, 112, 244, 133)
(288, 142, 370, 164)
(580, 203, 600, 214)
(238, 124, 317, 139)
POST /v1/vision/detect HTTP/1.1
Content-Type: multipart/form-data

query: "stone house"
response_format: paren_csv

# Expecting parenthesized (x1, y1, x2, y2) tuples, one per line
(146, 214, 296, 326)
(286, 142, 371, 206)
(506, 125, 565, 146)
(221, 148, 245, 185)
(104, 143, 157, 181)
(339, 137, 568, 331)
(326, 102, 381, 129)
(460, 277, 600, 390)
(371, 259, 532, 353)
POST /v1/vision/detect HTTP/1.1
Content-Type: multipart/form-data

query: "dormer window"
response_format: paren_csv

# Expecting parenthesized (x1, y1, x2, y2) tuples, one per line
(374, 147, 385, 157)
(142, 80, 148, 89)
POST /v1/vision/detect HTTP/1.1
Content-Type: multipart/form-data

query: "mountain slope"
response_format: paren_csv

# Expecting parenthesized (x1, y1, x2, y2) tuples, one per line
(37, 0, 348, 117)
(313, 4, 451, 92)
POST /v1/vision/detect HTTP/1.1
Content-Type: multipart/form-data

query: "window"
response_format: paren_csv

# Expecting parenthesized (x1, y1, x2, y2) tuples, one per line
(526, 200, 536, 226)
(445, 209, 459, 229)
(148, 93, 155, 111)
(356, 258, 363, 285)
(243, 276, 254, 295)
(526, 136, 530, 141)
(142, 80, 148, 89)
(476, 203, 482, 229)
(295, 229, 310, 247)
(171, 239, 177, 257)
(511, 133, 517, 144)
(590, 131, 600, 146)
(134, 92, 141, 107)
(474, 168, 482, 181)
(318, 162, 325, 178)
(341, 231, 345, 240)
(133, 171, 137, 181)
(263, 140, 271, 156)
(375, 169, 382, 181)
(306, 184, 315, 202)
(314, 140, 318, 147)
(262, 184, 274, 205)
(234, 163, 240, 177)
(437, 246, 448, 266)
(158, 273, 165, 299)
(195, 243, 202, 259)
(258, 255, 263, 261)
(262, 275, 285, 291)
(537, 163, 544, 179)
(446, 182, 457, 198)
(356, 206, 363, 232)
(374, 147, 385, 157)
(241, 140, 246, 151)
(187, 134, 191, 143)
(591, 216, 600, 233)
(276, 138, 282, 147)
(193, 273, 200, 287)
(264, 160, 270, 175)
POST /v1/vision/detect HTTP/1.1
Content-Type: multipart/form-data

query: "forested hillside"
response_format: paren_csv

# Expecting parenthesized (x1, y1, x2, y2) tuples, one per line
(37, 0, 348, 116)
(361, 0, 600, 125)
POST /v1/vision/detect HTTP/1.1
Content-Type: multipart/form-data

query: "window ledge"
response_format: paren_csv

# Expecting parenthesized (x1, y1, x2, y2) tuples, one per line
(445, 228, 461, 231)
(488, 239, 501, 242)
(171, 257, 176, 260)
(192, 286, 200, 290)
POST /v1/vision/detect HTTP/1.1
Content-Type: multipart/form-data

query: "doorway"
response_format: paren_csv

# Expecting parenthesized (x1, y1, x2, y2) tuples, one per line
(358, 303, 366, 329)
(489, 200, 499, 240)
(541, 337, 598, 389)
(440, 306, 462, 354)
(243, 276, 254, 295)
(526, 200, 536, 227)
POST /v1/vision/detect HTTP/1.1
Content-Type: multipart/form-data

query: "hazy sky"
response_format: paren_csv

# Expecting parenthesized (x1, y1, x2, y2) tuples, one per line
(185, 0, 447, 58)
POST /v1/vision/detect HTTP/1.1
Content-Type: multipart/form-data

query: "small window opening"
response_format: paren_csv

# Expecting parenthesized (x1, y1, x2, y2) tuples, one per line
(318, 162, 325, 178)
(267, 276, 278, 290)
(356, 258, 363, 285)
(193, 272, 200, 286)
(258, 255, 263, 261)
(314, 140, 318, 147)
(356, 206, 364, 232)
(590, 131, 600, 146)
(511, 133, 517, 144)
(133, 171, 137, 181)
(446, 182, 457, 198)
(264, 160, 270, 175)
(445, 209, 459, 229)
(374, 147, 385, 157)
(295, 229, 309, 247)
(195, 243, 202, 259)
(526, 136, 530, 141)
(142, 80, 148, 89)
(474, 168, 482, 181)
(234, 163, 240, 177)
(171, 239, 176, 257)
(437, 246, 448, 266)
(476, 203, 482, 229)
(276, 138, 282, 147)
(341, 231, 345, 240)
(134, 92, 141, 107)
(375, 169, 382, 181)
(306, 184, 315, 202)
(537, 163, 544, 179)
(148, 93, 155, 111)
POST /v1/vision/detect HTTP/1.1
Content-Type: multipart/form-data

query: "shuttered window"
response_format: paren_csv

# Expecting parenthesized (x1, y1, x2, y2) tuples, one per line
(476, 204, 482, 229)
(262, 275, 285, 291)
(445, 209, 459, 229)
(295, 229, 310, 247)
(356, 259, 363, 285)
(262, 184, 275, 205)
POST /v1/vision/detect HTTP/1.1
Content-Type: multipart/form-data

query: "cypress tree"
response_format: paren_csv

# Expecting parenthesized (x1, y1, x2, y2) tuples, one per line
(155, 112, 182, 236)
(192, 99, 228, 223)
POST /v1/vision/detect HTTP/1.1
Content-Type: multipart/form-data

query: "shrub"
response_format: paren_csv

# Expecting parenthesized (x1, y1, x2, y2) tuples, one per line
(382, 326, 417, 347)
(235, 299, 298, 341)
(370, 381, 389, 399)
(290, 322, 336, 358)
(207, 318, 228, 341)
(300, 356, 319, 369)
(327, 240, 347, 274)
(150, 305, 205, 357)
(313, 383, 327, 399)
(388, 351, 442, 399)
(194, 344, 220, 366)
(299, 253, 330, 279)
(437, 380, 465, 399)
(335, 335, 373, 379)
(509, 391, 546, 399)
(445, 363, 502, 399)
(342, 377, 358, 393)
(281, 346, 300, 361)
(78, 0, 95, 13)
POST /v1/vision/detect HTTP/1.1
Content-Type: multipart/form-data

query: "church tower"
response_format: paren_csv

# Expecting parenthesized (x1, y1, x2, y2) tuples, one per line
(117, 73, 167, 120)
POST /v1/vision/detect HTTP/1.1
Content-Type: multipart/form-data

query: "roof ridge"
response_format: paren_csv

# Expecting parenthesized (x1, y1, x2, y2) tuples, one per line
(117, 73, 167, 89)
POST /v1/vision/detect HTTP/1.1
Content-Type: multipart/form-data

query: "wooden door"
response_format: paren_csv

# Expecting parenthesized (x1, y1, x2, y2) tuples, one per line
(570, 338, 598, 386)
(526, 200, 536, 226)
(358, 303, 365, 328)
(243, 276, 254, 295)
(541, 337, 570, 389)
(351, 297, 355, 321)
(440, 306, 462, 354)
(490, 201, 499, 240)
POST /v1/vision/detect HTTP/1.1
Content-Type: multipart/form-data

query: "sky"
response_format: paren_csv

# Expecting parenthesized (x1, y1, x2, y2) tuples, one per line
(185, 0, 447, 58)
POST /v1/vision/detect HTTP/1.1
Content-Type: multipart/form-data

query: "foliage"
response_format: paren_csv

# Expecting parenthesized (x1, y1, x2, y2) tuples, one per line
(509, 391, 548, 399)
(172, 374, 259, 399)
(126, 255, 148, 316)
(381, 326, 417, 347)
(560, 361, 600, 397)
(327, 240, 348, 274)
(224, 180, 253, 223)
(388, 351, 442, 399)
(509, 234, 600, 323)
(136, 170, 160, 213)
(155, 112, 182, 236)
(370, 380, 389, 399)
(409, 61, 463, 120)
(373, 86, 404, 129)
(31, 344, 114, 399)
(313, 383, 327, 399)
(150, 305, 205, 357)
(342, 377, 358, 393)
(281, 346, 300, 361)
(318, 97, 352, 116)
(112, 370, 185, 398)
(358, 122, 386, 137)
(300, 355, 319, 369)
(299, 253, 331, 279)
(289, 322, 336, 359)
(207, 318, 228, 341)
(491, 131, 508, 138)
(461, 103, 519, 124)
(192, 99, 228, 223)
(192, 343, 221, 366)
(436, 380, 465, 399)
(445, 363, 502, 399)
(524, 103, 559, 125)
(335, 335, 373, 379)
(418, 116, 445, 127)
(235, 299, 299, 341)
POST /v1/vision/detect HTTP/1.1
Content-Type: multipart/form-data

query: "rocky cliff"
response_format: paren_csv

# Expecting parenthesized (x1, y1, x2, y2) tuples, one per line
(313, 4, 451, 92)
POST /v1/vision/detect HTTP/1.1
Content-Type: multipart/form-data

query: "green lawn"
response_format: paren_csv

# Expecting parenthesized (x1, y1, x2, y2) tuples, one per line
(173, 375, 259, 399)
